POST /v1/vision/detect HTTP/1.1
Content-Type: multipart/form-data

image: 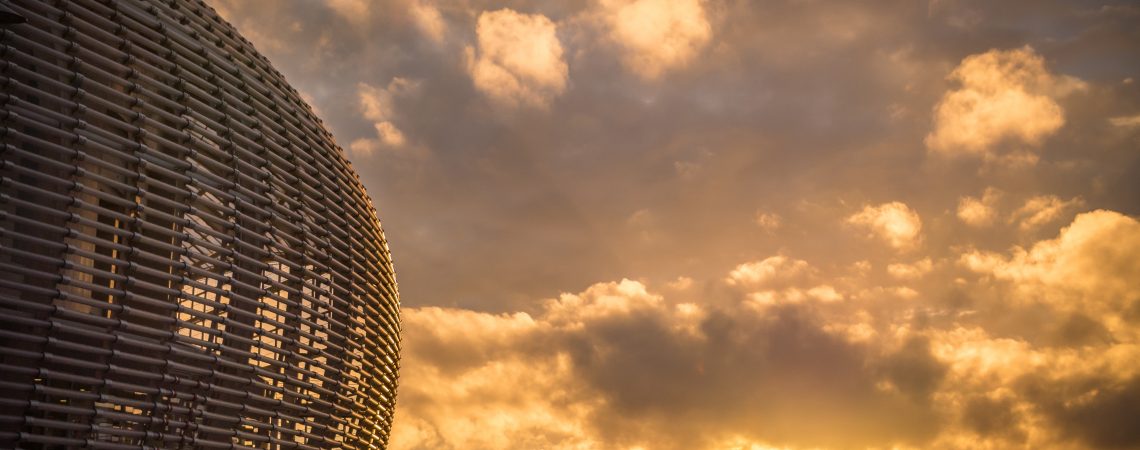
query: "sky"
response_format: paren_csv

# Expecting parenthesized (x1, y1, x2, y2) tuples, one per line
(211, 0, 1140, 448)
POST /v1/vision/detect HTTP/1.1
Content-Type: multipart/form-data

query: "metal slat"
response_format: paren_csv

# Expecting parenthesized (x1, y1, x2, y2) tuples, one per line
(0, 0, 401, 448)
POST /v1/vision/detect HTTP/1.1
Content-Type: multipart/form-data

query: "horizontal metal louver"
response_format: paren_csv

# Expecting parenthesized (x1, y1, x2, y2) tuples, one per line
(0, 0, 402, 448)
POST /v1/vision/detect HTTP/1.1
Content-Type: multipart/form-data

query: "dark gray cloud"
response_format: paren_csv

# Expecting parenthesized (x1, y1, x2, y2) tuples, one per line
(962, 395, 1026, 443)
(1053, 376, 1140, 449)
(1025, 375, 1140, 449)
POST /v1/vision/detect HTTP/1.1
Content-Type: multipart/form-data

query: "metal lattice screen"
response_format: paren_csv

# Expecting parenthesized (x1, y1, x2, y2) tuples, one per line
(0, 0, 401, 448)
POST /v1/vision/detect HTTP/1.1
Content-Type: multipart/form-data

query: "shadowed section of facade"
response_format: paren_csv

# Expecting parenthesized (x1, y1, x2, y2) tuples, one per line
(0, 0, 401, 448)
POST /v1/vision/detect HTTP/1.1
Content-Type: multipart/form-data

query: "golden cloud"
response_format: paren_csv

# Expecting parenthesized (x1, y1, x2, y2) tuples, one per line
(957, 187, 1001, 227)
(597, 0, 712, 80)
(1008, 195, 1084, 231)
(846, 201, 923, 251)
(206, 2, 1140, 447)
(326, 0, 370, 24)
(726, 255, 812, 288)
(926, 47, 1085, 158)
(391, 262, 947, 449)
(465, 9, 568, 109)
(1110, 113, 1140, 128)
(410, 1, 446, 44)
(754, 211, 782, 232)
(390, 209, 1140, 448)
(887, 258, 934, 280)
(961, 210, 1140, 337)
(350, 78, 420, 155)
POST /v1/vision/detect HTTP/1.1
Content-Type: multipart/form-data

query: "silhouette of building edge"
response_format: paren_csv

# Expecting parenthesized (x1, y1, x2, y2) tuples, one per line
(0, 0, 401, 448)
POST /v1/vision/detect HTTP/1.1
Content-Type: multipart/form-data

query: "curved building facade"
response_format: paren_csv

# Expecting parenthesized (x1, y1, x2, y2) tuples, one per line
(0, 1, 401, 448)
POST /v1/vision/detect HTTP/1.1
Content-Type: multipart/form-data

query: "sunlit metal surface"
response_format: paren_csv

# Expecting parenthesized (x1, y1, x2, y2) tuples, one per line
(0, 0, 401, 448)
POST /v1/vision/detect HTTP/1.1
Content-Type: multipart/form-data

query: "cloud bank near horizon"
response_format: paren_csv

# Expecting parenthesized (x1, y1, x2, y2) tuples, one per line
(392, 210, 1140, 449)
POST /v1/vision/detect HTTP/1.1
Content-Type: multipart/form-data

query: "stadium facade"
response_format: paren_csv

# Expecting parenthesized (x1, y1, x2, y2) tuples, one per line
(0, 1, 401, 448)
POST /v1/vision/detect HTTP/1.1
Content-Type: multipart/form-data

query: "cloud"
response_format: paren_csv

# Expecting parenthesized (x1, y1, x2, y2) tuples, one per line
(754, 211, 782, 232)
(375, 121, 408, 146)
(596, 0, 713, 80)
(410, 1, 446, 43)
(726, 255, 812, 288)
(667, 276, 694, 290)
(727, 257, 847, 307)
(926, 322, 1140, 448)
(210, 0, 1140, 319)
(349, 130, 403, 156)
(960, 210, 1140, 338)
(350, 78, 420, 155)
(205, 3, 1140, 447)
(1009, 195, 1083, 231)
(390, 208, 1140, 449)
(930, 212, 1140, 448)
(887, 258, 933, 280)
(926, 47, 1085, 157)
(326, 0, 369, 23)
(1109, 113, 1140, 128)
(360, 78, 419, 122)
(957, 187, 1001, 227)
(1043, 376, 1140, 449)
(465, 9, 568, 109)
(847, 202, 923, 251)
(626, 208, 659, 243)
(391, 272, 942, 450)
(545, 278, 663, 325)
(389, 307, 591, 450)
(879, 336, 947, 401)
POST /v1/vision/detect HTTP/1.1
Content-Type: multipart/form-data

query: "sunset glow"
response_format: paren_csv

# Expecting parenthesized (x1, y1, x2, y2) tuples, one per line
(213, 1, 1140, 448)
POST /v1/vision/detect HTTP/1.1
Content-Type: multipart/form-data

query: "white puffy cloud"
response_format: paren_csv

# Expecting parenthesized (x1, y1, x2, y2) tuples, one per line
(926, 47, 1085, 157)
(957, 187, 1001, 227)
(596, 0, 712, 80)
(466, 9, 568, 109)
(1009, 195, 1083, 231)
(847, 202, 923, 251)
